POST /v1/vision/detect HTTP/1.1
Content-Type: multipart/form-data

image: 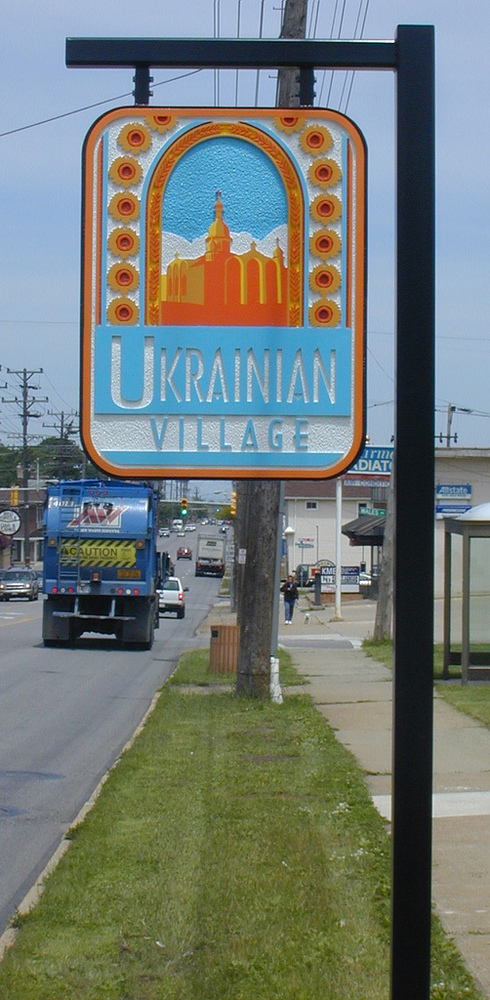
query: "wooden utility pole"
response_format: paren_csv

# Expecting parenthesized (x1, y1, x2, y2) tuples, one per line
(235, 0, 309, 697)
(2, 368, 47, 564)
(236, 481, 281, 697)
(276, 0, 309, 106)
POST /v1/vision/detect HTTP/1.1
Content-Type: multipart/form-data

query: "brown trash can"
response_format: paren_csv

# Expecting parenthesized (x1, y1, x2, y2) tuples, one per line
(209, 624, 240, 674)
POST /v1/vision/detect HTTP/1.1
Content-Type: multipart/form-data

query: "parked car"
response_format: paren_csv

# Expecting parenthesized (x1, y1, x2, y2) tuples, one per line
(0, 567, 39, 601)
(157, 577, 187, 618)
(177, 546, 192, 560)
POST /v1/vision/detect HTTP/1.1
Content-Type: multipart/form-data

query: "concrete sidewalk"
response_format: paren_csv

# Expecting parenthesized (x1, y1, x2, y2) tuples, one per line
(200, 594, 490, 996)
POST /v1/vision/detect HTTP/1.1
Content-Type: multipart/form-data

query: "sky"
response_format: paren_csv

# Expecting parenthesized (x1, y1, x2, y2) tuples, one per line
(1, 0, 489, 491)
(163, 136, 287, 238)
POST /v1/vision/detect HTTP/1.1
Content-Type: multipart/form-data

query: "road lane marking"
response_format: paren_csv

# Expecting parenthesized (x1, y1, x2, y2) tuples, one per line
(0, 612, 40, 626)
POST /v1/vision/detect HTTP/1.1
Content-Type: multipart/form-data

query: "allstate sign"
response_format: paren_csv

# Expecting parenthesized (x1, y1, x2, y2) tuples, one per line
(81, 107, 366, 479)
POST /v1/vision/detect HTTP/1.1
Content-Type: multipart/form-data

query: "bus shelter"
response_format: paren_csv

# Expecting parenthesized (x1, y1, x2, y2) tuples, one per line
(443, 503, 490, 683)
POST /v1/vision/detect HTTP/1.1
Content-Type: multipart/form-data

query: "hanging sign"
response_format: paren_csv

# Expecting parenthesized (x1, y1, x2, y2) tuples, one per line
(0, 509, 22, 536)
(81, 106, 366, 479)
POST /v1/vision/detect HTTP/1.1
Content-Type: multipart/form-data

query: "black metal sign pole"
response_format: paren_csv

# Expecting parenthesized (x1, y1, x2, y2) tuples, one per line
(392, 24, 435, 1000)
(67, 30, 436, 998)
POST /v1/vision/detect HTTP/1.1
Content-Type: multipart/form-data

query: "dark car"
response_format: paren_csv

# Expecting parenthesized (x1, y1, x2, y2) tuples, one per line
(0, 567, 40, 601)
(176, 546, 192, 560)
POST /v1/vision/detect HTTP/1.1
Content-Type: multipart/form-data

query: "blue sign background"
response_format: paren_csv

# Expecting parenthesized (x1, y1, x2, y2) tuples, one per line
(95, 323, 352, 417)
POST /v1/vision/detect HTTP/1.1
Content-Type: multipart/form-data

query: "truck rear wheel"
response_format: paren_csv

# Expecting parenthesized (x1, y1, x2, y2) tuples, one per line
(122, 597, 155, 649)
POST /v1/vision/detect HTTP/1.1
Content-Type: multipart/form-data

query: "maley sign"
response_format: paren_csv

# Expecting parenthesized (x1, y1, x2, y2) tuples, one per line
(81, 107, 366, 479)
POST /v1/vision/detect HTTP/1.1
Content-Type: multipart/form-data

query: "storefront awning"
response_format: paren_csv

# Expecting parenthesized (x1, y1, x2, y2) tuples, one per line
(342, 514, 385, 546)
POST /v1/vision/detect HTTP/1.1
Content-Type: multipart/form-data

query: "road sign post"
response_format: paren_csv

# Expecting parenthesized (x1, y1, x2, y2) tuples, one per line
(68, 28, 436, 999)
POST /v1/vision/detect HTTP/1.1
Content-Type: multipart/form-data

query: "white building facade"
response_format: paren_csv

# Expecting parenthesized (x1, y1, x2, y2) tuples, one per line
(284, 447, 490, 598)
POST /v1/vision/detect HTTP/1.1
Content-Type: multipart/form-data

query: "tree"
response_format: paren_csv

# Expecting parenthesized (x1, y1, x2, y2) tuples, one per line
(0, 445, 23, 488)
(32, 436, 84, 481)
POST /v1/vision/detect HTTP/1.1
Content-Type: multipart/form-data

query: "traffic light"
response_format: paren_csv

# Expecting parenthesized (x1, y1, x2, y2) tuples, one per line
(230, 490, 237, 516)
(10, 485, 19, 506)
(180, 497, 188, 518)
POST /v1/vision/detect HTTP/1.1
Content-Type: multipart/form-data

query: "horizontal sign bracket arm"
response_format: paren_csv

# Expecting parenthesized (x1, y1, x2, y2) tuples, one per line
(66, 37, 397, 71)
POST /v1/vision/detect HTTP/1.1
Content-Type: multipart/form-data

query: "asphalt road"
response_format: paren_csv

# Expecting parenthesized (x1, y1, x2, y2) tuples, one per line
(0, 531, 223, 935)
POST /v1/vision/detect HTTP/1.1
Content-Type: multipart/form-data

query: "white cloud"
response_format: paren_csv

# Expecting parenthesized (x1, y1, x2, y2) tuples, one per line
(160, 224, 288, 269)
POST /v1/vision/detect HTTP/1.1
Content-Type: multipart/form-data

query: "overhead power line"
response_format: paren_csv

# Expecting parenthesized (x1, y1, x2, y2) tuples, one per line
(0, 69, 203, 139)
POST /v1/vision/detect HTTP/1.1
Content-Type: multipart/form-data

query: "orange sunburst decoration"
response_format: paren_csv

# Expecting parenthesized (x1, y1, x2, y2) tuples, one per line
(109, 157, 142, 188)
(308, 158, 342, 189)
(310, 193, 342, 223)
(310, 229, 342, 259)
(309, 263, 341, 295)
(309, 298, 341, 327)
(106, 297, 139, 324)
(148, 113, 178, 134)
(299, 124, 333, 155)
(275, 114, 304, 134)
(108, 192, 140, 222)
(107, 262, 139, 292)
(108, 228, 140, 258)
(117, 123, 152, 153)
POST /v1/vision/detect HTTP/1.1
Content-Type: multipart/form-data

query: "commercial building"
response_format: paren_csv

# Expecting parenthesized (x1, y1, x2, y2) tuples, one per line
(284, 447, 490, 599)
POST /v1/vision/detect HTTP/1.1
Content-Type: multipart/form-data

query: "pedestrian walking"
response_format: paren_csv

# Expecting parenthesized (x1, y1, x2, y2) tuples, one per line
(281, 575, 298, 623)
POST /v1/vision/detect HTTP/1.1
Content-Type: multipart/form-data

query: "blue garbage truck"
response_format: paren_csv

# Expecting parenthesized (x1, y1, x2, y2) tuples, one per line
(42, 479, 160, 647)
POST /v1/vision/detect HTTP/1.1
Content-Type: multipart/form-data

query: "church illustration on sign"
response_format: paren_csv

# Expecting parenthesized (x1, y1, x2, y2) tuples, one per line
(160, 190, 288, 326)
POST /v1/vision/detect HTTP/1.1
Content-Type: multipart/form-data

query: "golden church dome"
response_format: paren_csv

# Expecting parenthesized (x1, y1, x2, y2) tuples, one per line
(205, 190, 232, 258)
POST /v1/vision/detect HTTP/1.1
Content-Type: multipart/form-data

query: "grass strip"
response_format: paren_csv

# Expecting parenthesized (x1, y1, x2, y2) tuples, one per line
(363, 639, 490, 729)
(0, 651, 483, 999)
